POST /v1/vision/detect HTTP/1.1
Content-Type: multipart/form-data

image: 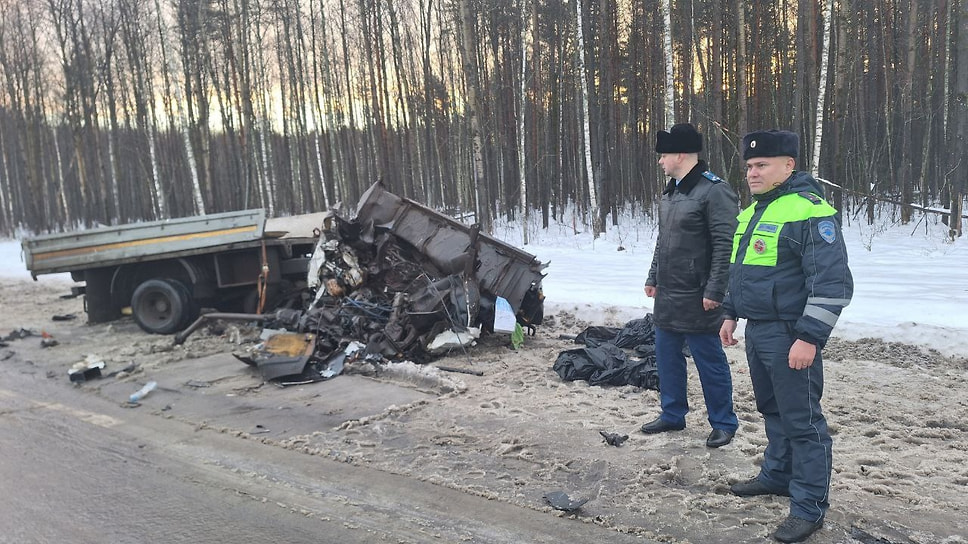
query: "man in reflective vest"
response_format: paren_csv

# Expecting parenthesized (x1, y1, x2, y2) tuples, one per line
(720, 129, 853, 543)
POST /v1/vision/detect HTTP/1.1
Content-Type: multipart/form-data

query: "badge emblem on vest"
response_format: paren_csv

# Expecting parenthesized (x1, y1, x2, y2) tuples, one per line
(753, 238, 766, 254)
(818, 220, 837, 244)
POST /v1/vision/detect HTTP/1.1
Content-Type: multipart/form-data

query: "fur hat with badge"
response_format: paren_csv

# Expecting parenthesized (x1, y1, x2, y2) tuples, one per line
(742, 129, 799, 160)
(655, 123, 703, 154)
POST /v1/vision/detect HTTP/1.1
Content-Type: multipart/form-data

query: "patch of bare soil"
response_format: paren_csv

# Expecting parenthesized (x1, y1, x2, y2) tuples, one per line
(2, 282, 967, 543)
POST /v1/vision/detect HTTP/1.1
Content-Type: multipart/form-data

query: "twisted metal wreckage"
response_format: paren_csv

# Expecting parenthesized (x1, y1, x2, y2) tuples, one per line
(175, 182, 548, 383)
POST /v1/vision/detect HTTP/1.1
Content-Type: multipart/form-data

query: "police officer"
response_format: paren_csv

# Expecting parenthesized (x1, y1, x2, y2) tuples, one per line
(641, 123, 739, 449)
(720, 130, 853, 543)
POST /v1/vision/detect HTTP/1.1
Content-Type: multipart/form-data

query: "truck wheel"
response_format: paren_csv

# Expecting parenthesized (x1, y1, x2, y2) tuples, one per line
(131, 279, 193, 334)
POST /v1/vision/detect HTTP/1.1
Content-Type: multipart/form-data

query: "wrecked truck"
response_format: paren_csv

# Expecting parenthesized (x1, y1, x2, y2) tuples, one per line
(22, 182, 546, 364)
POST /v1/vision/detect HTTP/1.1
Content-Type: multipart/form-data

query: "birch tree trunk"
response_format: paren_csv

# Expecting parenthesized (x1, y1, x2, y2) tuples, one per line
(0, 127, 11, 228)
(736, 0, 750, 202)
(811, 0, 833, 177)
(458, 0, 488, 230)
(574, 0, 600, 237)
(50, 120, 70, 226)
(898, 0, 918, 223)
(256, 41, 275, 215)
(661, 0, 674, 126)
(146, 110, 166, 217)
(518, 0, 529, 244)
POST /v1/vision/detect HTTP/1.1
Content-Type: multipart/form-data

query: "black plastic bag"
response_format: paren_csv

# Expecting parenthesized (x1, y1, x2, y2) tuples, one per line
(553, 342, 659, 390)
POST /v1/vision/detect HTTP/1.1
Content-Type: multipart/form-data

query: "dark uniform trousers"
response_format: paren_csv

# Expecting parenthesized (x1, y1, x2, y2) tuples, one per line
(746, 319, 831, 523)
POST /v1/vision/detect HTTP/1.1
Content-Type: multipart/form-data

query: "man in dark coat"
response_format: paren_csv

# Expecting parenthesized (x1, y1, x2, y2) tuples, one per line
(641, 123, 739, 448)
(720, 129, 853, 543)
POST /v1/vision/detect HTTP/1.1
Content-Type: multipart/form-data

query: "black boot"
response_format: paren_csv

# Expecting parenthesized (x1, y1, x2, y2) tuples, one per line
(773, 515, 823, 542)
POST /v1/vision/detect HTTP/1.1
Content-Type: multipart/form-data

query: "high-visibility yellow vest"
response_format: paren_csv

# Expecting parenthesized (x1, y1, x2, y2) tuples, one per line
(731, 193, 838, 267)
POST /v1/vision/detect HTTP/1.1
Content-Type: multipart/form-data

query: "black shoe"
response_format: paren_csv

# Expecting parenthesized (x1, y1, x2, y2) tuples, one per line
(640, 417, 685, 434)
(773, 514, 823, 542)
(706, 429, 734, 448)
(730, 477, 790, 497)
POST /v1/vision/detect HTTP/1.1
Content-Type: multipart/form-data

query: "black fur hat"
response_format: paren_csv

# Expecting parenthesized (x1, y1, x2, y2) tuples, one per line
(742, 130, 799, 160)
(655, 123, 703, 154)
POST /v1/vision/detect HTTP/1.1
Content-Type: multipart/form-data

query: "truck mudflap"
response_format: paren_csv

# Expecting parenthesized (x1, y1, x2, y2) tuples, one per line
(22, 209, 267, 278)
(354, 182, 545, 319)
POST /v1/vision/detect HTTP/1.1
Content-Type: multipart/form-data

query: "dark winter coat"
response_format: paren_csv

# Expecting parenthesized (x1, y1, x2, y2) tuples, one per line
(722, 171, 853, 347)
(646, 160, 738, 334)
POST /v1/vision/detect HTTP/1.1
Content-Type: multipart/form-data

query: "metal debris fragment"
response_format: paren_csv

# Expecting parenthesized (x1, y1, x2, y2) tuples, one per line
(599, 431, 629, 447)
(543, 491, 590, 512)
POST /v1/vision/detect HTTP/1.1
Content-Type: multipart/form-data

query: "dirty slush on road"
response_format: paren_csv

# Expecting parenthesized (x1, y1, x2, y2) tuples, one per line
(4, 187, 968, 543)
(4, 286, 968, 543)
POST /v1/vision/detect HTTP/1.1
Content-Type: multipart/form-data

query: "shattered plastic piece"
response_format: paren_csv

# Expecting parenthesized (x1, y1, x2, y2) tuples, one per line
(51, 314, 77, 321)
(493, 296, 516, 334)
(68, 356, 106, 383)
(319, 351, 346, 379)
(320, 341, 363, 379)
(242, 332, 317, 381)
(599, 431, 629, 447)
(105, 362, 137, 378)
(2, 328, 34, 341)
(427, 328, 480, 353)
(40, 331, 59, 348)
(511, 322, 524, 350)
(259, 328, 290, 341)
(128, 381, 157, 403)
(543, 491, 590, 512)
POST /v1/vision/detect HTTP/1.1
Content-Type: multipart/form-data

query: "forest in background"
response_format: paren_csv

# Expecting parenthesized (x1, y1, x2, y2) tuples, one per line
(0, 0, 966, 239)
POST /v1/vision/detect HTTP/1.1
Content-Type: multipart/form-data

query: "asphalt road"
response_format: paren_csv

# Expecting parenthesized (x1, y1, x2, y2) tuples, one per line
(0, 343, 650, 544)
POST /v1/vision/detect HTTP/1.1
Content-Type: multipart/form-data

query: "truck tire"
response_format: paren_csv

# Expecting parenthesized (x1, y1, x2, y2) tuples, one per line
(131, 279, 194, 334)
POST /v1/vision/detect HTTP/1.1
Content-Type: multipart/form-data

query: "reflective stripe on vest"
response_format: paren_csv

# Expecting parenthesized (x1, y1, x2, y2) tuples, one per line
(730, 193, 838, 266)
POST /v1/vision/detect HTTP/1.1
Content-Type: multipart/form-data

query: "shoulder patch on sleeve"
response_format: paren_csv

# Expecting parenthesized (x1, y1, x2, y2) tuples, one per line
(701, 170, 723, 183)
(818, 220, 837, 243)
(797, 191, 823, 204)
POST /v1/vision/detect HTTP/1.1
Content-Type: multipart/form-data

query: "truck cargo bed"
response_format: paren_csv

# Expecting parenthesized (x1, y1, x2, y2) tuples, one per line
(22, 210, 267, 278)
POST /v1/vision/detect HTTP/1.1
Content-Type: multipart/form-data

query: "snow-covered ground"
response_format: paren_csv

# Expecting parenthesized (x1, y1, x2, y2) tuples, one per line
(494, 209, 968, 358)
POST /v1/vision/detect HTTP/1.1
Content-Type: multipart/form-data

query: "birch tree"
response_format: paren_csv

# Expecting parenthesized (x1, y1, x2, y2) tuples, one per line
(518, 0, 529, 244)
(0, 122, 11, 229)
(574, 0, 600, 237)
(457, 0, 488, 230)
(660, 0, 674, 125)
(811, 0, 833, 177)
(736, 0, 749, 201)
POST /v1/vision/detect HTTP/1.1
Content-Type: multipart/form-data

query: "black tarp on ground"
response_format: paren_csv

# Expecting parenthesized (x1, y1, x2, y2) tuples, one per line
(552, 315, 659, 390)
